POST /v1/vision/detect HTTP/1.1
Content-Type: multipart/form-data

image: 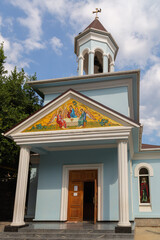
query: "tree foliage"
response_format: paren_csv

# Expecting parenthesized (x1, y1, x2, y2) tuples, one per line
(0, 43, 43, 168)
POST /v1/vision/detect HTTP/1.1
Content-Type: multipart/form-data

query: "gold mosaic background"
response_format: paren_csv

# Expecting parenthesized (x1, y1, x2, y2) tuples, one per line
(23, 99, 122, 132)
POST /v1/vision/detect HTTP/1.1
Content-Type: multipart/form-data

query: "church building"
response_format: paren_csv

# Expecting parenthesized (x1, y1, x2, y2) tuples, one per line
(4, 12, 160, 233)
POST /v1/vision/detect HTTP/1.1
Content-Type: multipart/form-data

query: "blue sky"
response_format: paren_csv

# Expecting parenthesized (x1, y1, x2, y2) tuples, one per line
(0, 0, 160, 145)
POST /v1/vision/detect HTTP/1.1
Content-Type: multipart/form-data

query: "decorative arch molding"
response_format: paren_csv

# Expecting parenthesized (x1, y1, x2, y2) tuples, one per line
(82, 48, 90, 57)
(134, 163, 154, 177)
(107, 53, 113, 61)
(94, 47, 104, 55)
(60, 163, 103, 221)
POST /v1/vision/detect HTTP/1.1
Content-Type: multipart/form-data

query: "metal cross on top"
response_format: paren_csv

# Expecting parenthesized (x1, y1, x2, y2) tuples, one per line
(92, 8, 101, 19)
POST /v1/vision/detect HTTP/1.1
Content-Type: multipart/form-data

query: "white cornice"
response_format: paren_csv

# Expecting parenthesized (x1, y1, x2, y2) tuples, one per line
(27, 70, 140, 86)
(77, 31, 116, 56)
(10, 127, 132, 145)
(133, 152, 160, 160)
(43, 143, 117, 152)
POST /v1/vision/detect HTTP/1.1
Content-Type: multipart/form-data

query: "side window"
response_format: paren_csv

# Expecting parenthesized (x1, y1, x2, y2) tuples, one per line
(139, 168, 150, 204)
(134, 163, 153, 212)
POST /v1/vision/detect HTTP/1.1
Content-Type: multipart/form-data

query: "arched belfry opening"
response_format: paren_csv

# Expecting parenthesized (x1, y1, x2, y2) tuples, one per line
(83, 51, 89, 75)
(94, 51, 103, 74)
(108, 55, 112, 72)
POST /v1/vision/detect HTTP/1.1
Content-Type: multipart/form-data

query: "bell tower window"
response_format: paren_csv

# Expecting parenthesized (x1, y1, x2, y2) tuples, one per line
(83, 52, 89, 75)
(94, 51, 103, 74)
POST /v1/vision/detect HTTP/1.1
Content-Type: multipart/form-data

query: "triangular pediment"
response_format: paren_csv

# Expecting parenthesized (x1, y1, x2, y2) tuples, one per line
(5, 89, 139, 136)
(23, 98, 122, 132)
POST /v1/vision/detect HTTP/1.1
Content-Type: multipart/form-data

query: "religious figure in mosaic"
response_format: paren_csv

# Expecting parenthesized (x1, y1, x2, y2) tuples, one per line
(56, 110, 67, 129)
(67, 105, 77, 118)
(140, 177, 149, 203)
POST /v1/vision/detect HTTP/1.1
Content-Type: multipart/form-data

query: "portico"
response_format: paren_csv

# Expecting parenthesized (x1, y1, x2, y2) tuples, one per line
(5, 89, 139, 232)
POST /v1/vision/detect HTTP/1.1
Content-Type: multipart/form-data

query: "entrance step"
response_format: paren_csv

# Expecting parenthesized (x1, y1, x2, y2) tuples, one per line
(0, 229, 134, 240)
(1, 223, 134, 240)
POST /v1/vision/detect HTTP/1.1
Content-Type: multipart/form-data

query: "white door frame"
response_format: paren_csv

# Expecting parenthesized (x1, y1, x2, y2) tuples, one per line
(60, 163, 103, 221)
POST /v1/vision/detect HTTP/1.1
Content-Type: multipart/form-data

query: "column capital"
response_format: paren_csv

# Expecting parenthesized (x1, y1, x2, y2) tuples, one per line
(110, 61, 115, 66)
(88, 50, 95, 54)
(117, 139, 128, 144)
(103, 53, 108, 57)
(78, 55, 84, 60)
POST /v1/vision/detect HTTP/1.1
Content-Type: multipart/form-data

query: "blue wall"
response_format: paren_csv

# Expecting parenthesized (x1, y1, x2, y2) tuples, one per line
(34, 148, 120, 221)
(44, 86, 129, 117)
(132, 159, 160, 218)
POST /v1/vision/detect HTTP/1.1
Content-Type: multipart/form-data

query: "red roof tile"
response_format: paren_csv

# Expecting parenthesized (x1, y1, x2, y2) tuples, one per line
(142, 144, 160, 149)
(84, 18, 107, 32)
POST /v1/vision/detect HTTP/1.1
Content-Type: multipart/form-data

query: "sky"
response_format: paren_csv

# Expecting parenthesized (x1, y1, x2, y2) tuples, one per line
(0, 0, 160, 145)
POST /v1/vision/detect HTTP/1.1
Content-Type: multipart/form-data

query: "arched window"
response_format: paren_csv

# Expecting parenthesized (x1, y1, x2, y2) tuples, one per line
(83, 52, 88, 75)
(134, 163, 153, 212)
(139, 168, 150, 204)
(108, 55, 112, 72)
(94, 50, 103, 74)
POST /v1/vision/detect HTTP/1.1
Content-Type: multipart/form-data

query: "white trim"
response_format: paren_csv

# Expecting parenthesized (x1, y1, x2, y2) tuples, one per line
(133, 152, 160, 160)
(139, 205, 152, 212)
(10, 126, 132, 145)
(43, 143, 116, 151)
(134, 163, 153, 177)
(60, 164, 103, 221)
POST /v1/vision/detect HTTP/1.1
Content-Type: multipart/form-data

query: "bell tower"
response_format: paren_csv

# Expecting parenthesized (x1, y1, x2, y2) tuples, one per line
(74, 9, 119, 76)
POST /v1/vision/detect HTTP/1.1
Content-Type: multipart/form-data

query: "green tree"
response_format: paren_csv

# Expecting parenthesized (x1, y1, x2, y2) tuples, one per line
(0, 43, 43, 168)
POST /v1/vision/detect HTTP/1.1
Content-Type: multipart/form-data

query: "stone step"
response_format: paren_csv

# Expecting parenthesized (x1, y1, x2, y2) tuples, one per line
(0, 232, 134, 240)
(19, 229, 114, 233)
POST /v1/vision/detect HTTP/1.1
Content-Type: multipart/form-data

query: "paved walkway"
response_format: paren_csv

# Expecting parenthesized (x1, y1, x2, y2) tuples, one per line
(0, 222, 10, 232)
(134, 227, 160, 240)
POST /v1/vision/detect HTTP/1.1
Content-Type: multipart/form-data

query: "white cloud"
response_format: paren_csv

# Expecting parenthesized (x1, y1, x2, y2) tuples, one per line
(10, 0, 44, 51)
(50, 36, 63, 55)
(140, 62, 160, 138)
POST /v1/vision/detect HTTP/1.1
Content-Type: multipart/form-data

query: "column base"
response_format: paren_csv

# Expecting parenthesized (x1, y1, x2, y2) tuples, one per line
(4, 224, 29, 232)
(115, 226, 132, 233)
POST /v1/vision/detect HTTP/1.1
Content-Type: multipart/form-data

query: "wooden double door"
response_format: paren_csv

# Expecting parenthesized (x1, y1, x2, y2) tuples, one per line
(67, 170, 98, 223)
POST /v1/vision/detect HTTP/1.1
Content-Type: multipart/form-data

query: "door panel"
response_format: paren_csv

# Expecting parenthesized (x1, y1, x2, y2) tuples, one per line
(67, 170, 97, 222)
(68, 181, 83, 221)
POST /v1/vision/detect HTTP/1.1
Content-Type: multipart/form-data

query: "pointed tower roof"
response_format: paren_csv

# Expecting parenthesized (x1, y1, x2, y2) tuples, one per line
(74, 18, 119, 59)
(84, 18, 107, 32)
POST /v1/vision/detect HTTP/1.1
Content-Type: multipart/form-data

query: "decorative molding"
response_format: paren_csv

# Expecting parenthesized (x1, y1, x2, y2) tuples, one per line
(43, 144, 116, 152)
(60, 163, 103, 221)
(134, 163, 154, 177)
(11, 127, 132, 145)
(77, 31, 117, 57)
(133, 152, 160, 160)
(139, 205, 152, 212)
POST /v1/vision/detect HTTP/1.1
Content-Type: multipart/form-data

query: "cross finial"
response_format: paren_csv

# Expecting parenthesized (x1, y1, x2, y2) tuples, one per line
(92, 8, 101, 19)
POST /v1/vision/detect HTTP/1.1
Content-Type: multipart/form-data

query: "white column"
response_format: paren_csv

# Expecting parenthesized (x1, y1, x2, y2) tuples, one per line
(103, 53, 108, 73)
(78, 55, 84, 76)
(11, 147, 30, 226)
(110, 61, 115, 72)
(88, 50, 94, 75)
(118, 140, 131, 227)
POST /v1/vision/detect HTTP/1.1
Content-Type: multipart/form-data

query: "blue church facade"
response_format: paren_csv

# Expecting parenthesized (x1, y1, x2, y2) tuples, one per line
(5, 17, 160, 232)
